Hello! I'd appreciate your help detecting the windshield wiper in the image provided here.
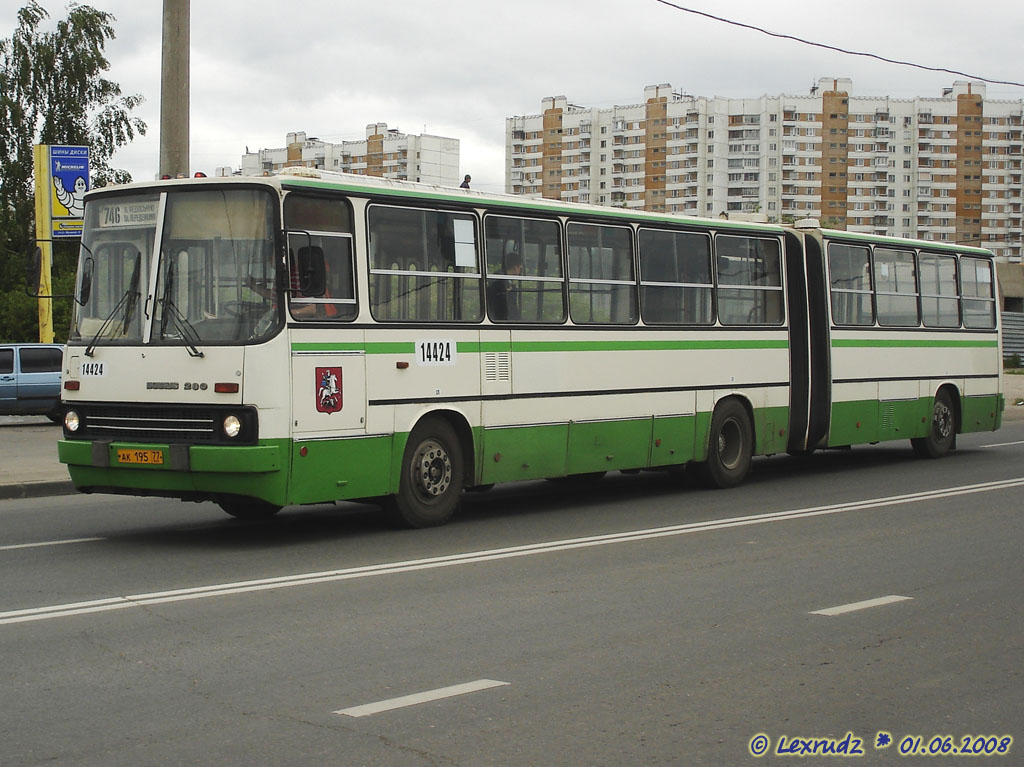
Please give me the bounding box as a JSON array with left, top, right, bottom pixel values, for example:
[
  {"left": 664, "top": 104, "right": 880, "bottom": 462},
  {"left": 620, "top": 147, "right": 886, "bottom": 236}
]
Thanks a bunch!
[
  {"left": 85, "top": 252, "right": 141, "bottom": 358},
  {"left": 158, "top": 297, "right": 204, "bottom": 358}
]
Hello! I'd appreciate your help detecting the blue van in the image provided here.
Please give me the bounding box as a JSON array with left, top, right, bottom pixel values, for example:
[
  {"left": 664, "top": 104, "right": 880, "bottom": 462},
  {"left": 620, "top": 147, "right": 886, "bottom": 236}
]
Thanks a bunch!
[{"left": 0, "top": 344, "right": 64, "bottom": 422}]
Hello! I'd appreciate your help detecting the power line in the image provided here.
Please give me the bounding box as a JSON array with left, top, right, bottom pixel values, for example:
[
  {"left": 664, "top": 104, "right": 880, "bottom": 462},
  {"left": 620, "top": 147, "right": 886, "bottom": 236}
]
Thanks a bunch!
[{"left": 652, "top": 1, "right": 1024, "bottom": 89}]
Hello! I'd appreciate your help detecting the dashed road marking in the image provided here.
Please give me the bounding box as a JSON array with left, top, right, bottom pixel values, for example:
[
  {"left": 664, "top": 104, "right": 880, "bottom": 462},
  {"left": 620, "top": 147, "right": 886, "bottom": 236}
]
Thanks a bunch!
[
  {"left": 811, "top": 595, "right": 913, "bottom": 616},
  {"left": 0, "top": 537, "right": 104, "bottom": 551},
  {"left": 335, "top": 680, "right": 510, "bottom": 717},
  {"left": 2, "top": 477, "right": 1022, "bottom": 626}
]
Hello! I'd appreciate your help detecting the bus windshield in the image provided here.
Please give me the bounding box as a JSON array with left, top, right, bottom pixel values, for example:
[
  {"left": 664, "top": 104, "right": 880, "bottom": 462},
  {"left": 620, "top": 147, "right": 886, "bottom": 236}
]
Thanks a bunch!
[{"left": 72, "top": 188, "right": 281, "bottom": 347}]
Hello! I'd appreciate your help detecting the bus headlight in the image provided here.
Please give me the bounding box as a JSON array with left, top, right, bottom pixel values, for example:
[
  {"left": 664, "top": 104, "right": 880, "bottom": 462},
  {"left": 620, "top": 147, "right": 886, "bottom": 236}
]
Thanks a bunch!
[
  {"left": 64, "top": 410, "right": 81, "bottom": 432},
  {"left": 223, "top": 414, "right": 242, "bottom": 439}
]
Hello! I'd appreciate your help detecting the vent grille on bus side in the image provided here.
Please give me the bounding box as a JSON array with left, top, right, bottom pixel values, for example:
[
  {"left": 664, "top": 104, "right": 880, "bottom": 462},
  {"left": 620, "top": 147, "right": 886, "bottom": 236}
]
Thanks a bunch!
[
  {"left": 880, "top": 403, "right": 896, "bottom": 432},
  {"left": 484, "top": 352, "right": 511, "bottom": 382}
]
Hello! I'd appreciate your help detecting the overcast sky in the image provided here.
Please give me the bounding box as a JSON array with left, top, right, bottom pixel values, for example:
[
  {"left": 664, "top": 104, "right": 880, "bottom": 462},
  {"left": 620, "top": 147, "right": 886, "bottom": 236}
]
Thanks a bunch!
[{"left": 3, "top": 0, "right": 1023, "bottom": 192}]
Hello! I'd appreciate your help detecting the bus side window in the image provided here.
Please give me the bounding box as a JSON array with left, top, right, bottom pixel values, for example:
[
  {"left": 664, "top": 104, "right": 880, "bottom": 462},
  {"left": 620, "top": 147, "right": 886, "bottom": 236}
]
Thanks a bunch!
[
  {"left": 368, "top": 205, "right": 483, "bottom": 323},
  {"left": 828, "top": 243, "right": 874, "bottom": 326},
  {"left": 567, "top": 222, "right": 636, "bottom": 325},
  {"left": 638, "top": 228, "right": 713, "bottom": 325},
  {"left": 483, "top": 214, "right": 565, "bottom": 323},
  {"left": 288, "top": 237, "right": 357, "bottom": 321},
  {"left": 283, "top": 194, "right": 357, "bottom": 321},
  {"left": 960, "top": 255, "right": 996, "bottom": 329},
  {"left": 919, "top": 252, "right": 959, "bottom": 328},
  {"left": 715, "top": 235, "right": 783, "bottom": 325},
  {"left": 874, "top": 247, "right": 919, "bottom": 327}
]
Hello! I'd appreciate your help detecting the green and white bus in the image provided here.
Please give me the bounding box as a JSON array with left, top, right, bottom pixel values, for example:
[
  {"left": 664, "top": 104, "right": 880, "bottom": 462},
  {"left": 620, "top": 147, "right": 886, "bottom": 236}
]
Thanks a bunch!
[{"left": 57, "top": 169, "right": 1004, "bottom": 526}]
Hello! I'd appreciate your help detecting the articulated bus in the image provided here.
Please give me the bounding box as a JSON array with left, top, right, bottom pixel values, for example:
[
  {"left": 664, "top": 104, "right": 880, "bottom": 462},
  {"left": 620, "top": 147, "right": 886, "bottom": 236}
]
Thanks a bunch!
[{"left": 56, "top": 169, "right": 1004, "bottom": 526}]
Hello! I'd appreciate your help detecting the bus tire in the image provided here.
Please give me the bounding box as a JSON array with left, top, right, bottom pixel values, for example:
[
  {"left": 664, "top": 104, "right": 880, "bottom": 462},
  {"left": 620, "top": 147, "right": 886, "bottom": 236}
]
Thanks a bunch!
[
  {"left": 218, "top": 498, "right": 282, "bottom": 520},
  {"left": 387, "top": 417, "right": 464, "bottom": 528},
  {"left": 911, "top": 389, "right": 956, "bottom": 459},
  {"left": 695, "top": 399, "right": 753, "bottom": 489}
]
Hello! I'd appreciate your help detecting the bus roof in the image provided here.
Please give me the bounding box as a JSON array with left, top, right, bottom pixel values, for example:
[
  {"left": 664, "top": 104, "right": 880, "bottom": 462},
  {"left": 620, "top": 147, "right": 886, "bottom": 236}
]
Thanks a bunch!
[
  {"left": 814, "top": 226, "right": 992, "bottom": 257},
  {"left": 274, "top": 168, "right": 789, "bottom": 233},
  {"left": 82, "top": 169, "right": 994, "bottom": 257},
  {"left": 85, "top": 168, "right": 785, "bottom": 234}
]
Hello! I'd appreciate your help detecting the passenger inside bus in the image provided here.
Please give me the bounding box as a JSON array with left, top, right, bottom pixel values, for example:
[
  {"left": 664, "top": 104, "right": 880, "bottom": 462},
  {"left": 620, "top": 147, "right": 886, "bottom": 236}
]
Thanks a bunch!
[
  {"left": 288, "top": 246, "right": 338, "bottom": 319},
  {"left": 247, "top": 244, "right": 351, "bottom": 321},
  {"left": 487, "top": 250, "right": 523, "bottom": 321}
]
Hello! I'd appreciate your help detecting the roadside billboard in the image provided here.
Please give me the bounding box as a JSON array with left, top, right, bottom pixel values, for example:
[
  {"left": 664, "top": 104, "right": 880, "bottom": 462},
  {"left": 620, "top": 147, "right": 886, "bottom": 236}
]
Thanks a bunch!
[{"left": 47, "top": 145, "right": 90, "bottom": 238}]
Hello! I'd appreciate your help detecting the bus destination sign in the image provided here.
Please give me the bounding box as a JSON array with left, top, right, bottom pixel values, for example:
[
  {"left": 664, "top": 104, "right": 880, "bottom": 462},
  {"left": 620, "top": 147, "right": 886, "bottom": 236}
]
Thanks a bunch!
[{"left": 97, "top": 200, "right": 159, "bottom": 228}]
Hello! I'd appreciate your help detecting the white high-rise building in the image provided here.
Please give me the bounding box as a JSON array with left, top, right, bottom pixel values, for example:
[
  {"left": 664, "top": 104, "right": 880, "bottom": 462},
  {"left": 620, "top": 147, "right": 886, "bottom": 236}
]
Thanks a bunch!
[
  {"left": 241, "top": 124, "right": 460, "bottom": 187},
  {"left": 506, "top": 80, "right": 1023, "bottom": 261}
]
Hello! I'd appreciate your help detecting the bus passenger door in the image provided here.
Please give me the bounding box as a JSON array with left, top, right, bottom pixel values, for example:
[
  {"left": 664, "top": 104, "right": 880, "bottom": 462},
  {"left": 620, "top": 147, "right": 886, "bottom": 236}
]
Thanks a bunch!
[{"left": 784, "top": 231, "right": 831, "bottom": 452}]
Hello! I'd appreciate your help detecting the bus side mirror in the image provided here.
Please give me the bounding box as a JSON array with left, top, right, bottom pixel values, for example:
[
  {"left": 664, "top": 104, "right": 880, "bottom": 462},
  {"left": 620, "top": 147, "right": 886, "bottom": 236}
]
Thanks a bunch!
[
  {"left": 296, "top": 246, "right": 326, "bottom": 297},
  {"left": 78, "top": 258, "right": 94, "bottom": 306}
]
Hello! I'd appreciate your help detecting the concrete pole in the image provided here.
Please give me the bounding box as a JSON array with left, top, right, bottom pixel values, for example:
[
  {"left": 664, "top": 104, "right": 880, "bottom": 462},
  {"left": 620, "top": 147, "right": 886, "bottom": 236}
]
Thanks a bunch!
[
  {"left": 159, "top": 0, "right": 189, "bottom": 179},
  {"left": 33, "top": 145, "right": 53, "bottom": 343}
]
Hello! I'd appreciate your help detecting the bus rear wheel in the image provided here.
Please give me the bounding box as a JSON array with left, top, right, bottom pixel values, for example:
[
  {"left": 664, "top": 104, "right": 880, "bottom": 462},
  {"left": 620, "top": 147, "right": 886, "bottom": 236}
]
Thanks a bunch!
[
  {"left": 218, "top": 498, "right": 282, "bottom": 520},
  {"left": 911, "top": 390, "right": 956, "bottom": 459},
  {"left": 694, "top": 399, "right": 753, "bottom": 489},
  {"left": 387, "top": 417, "right": 464, "bottom": 528}
]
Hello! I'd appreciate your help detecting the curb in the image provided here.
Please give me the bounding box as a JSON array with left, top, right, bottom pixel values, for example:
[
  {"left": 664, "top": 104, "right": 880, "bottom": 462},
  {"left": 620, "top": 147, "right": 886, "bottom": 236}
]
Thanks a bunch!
[{"left": 0, "top": 480, "right": 78, "bottom": 501}]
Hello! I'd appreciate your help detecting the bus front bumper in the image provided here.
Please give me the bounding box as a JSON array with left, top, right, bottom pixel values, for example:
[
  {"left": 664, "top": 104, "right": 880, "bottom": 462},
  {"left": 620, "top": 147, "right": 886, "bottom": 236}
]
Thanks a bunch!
[
  {"left": 57, "top": 439, "right": 288, "bottom": 505},
  {"left": 58, "top": 439, "right": 282, "bottom": 474}
]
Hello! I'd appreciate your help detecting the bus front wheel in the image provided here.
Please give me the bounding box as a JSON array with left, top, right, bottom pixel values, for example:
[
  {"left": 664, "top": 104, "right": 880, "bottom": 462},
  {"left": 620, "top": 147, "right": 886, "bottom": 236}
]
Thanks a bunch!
[
  {"left": 694, "top": 399, "right": 753, "bottom": 489},
  {"left": 911, "top": 390, "right": 956, "bottom": 459},
  {"left": 387, "top": 417, "right": 465, "bottom": 528}
]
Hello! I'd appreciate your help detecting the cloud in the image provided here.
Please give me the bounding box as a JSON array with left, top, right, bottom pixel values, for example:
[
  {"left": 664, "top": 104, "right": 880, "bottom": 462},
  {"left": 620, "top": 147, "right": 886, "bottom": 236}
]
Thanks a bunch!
[{"left": 8, "top": 0, "right": 1017, "bottom": 189}]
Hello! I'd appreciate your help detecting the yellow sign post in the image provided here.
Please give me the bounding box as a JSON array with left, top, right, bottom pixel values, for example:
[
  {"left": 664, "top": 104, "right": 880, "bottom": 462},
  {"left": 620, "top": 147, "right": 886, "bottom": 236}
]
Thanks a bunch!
[
  {"left": 32, "top": 144, "right": 89, "bottom": 343},
  {"left": 32, "top": 145, "right": 54, "bottom": 343}
]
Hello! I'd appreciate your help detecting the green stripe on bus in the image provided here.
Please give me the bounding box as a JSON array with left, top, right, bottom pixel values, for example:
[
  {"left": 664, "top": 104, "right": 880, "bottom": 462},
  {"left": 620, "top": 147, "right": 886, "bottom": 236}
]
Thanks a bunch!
[
  {"left": 456, "top": 341, "right": 515, "bottom": 354},
  {"left": 294, "top": 339, "right": 789, "bottom": 354},
  {"left": 508, "top": 339, "right": 788, "bottom": 352},
  {"left": 831, "top": 339, "right": 998, "bottom": 348},
  {"left": 292, "top": 342, "right": 366, "bottom": 352},
  {"left": 291, "top": 341, "right": 415, "bottom": 354}
]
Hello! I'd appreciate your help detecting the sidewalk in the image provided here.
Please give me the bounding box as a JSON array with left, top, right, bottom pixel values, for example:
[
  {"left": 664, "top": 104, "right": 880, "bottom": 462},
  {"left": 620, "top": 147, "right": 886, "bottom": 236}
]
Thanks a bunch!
[
  {"left": 0, "top": 417, "right": 76, "bottom": 500},
  {"left": 1, "top": 380, "right": 1022, "bottom": 501}
]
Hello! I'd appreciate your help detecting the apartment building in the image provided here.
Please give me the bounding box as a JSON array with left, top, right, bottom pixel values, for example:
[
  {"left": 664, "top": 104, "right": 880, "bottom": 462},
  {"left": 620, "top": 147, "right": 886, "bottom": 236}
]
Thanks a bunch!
[
  {"left": 506, "top": 80, "right": 1023, "bottom": 261},
  {"left": 240, "top": 124, "right": 460, "bottom": 186}
]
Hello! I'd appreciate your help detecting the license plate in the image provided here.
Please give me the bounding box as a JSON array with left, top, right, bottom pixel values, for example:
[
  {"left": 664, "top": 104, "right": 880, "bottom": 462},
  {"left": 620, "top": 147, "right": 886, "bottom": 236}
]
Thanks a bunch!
[{"left": 116, "top": 449, "right": 164, "bottom": 465}]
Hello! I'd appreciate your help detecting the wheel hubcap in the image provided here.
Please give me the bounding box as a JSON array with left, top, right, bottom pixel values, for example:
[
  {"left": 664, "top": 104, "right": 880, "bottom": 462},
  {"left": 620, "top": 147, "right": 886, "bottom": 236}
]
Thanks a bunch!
[
  {"left": 934, "top": 402, "right": 953, "bottom": 439},
  {"left": 413, "top": 439, "right": 452, "bottom": 500},
  {"left": 718, "top": 417, "right": 743, "bottom": 470}
]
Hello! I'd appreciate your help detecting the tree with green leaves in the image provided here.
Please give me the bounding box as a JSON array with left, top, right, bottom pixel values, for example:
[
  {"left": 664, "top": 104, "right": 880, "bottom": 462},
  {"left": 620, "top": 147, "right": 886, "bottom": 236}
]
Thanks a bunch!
[{"left": 0, "top": 1, "right": 146, "bottom": 342}]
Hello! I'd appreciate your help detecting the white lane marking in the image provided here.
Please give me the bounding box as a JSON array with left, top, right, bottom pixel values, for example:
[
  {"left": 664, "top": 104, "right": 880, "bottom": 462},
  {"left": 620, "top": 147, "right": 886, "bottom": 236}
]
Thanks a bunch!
[
  {"left": 811, "top": 595, "right": 914, "bottom": 616},
  {"left": 0, "top": 537, "right": 104, "bottom": 551},
  {"left": 335, "top": 680, "right": 510, "bottom": 718},
  {"left": 2, "top": 476, "right": 1023, "bottom": 626},
  {"left": 979, "top": 440, "right": 1024, "bottom": 448}
]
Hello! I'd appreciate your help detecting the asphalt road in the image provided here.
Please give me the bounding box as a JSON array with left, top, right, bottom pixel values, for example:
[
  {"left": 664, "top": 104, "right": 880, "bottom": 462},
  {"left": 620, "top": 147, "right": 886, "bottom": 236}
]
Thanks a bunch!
[{"left": 1, "top": 423, "right": 1022, "bottom": 766}]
